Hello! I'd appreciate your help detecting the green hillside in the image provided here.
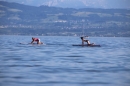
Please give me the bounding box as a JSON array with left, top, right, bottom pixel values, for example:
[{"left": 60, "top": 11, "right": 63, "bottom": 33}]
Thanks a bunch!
[{"left": 0, "top": 1, "right": 130, "bottom": 36}]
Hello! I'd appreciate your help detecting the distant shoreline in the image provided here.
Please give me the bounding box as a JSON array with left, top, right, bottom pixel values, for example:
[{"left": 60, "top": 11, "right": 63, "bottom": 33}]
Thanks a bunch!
[{"left": 0, "top": 34, "right": 129, "bottom": 37}]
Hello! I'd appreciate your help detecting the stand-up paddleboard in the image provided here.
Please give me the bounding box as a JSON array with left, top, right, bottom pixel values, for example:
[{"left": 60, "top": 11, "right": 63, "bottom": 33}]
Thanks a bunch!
[
  {"left": 72, "top": 44, "right": 101, "bottom": 47},
  {"left": 19, "top": 42, "right": 30, "bottom": 45},
  {"left": 19, "top": 42, "right": 45, "bottom": 45}
]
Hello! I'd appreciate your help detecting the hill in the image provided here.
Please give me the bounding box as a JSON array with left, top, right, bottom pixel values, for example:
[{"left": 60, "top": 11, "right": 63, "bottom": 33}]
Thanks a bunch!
[{"left": 0, "top": 1, "right": 130, "bottom": 36}]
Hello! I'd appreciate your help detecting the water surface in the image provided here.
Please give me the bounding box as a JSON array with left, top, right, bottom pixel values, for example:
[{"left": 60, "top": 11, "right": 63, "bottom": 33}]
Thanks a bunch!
[{"left": 0, "top": 36, "right": 130, "bottom": 86}]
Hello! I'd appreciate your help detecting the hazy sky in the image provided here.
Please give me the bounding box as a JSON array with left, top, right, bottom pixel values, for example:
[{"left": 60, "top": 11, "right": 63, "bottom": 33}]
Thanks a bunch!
[{"left": 0, "top": 0, "right": 130, "bottom": 9}]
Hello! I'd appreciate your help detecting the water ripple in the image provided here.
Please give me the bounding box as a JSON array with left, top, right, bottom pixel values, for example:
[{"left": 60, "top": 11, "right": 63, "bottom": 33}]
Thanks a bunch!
[{"left": 0, "top": 36, "right": 130, "bottom": 86}]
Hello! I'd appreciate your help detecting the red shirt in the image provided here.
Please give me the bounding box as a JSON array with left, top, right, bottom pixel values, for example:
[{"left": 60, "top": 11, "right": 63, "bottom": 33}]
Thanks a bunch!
[{"left": 33, "top": 38, "right": 39, "bottom": 41}]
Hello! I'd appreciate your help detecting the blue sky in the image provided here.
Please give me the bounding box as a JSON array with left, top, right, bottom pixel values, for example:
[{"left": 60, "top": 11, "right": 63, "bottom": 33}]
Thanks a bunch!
[{"left": 0, "top": 0, "right": 130, "bottom": 9}]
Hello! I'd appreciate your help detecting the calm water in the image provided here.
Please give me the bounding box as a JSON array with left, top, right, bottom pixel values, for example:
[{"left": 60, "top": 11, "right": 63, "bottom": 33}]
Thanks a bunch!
[{"left": 0, "top": 35, "right": 130, "bottom": 86}]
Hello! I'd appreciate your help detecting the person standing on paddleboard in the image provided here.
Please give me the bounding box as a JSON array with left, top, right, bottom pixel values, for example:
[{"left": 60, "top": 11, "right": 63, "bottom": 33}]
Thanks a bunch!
[
  {"left": 31, "top": 37, "right": 43, "bottom": 44},
  {"left": 80, "top": 36, "right": 94, "bottom": 45}
]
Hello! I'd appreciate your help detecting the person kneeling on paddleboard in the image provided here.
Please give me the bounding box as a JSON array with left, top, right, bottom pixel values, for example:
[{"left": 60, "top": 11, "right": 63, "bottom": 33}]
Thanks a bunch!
[
  {"left": 80, "top": 37, "right": 94, "bottom": 45},
  {"left": 31, "top": 37, "right": 43, "bottom": 44}
]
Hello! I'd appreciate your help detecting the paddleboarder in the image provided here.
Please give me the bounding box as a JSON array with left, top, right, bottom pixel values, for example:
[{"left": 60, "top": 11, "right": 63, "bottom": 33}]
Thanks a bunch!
[
  {"left": 80, "top": 37, "right": 94, "bottom": 45},
  {"left": 31, "top": 37, "right": 43, "bottom": 44}
]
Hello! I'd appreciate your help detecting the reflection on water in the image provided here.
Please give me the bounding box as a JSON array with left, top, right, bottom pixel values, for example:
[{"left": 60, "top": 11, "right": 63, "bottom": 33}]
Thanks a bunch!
[{"left": 0, "top": 36, "right": 130, "bottom": 86}]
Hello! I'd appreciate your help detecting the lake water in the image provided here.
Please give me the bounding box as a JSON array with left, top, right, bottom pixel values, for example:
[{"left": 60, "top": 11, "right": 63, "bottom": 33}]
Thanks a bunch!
[{"left": 0, "top": 35, "right": 130, "bottom": 86}]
